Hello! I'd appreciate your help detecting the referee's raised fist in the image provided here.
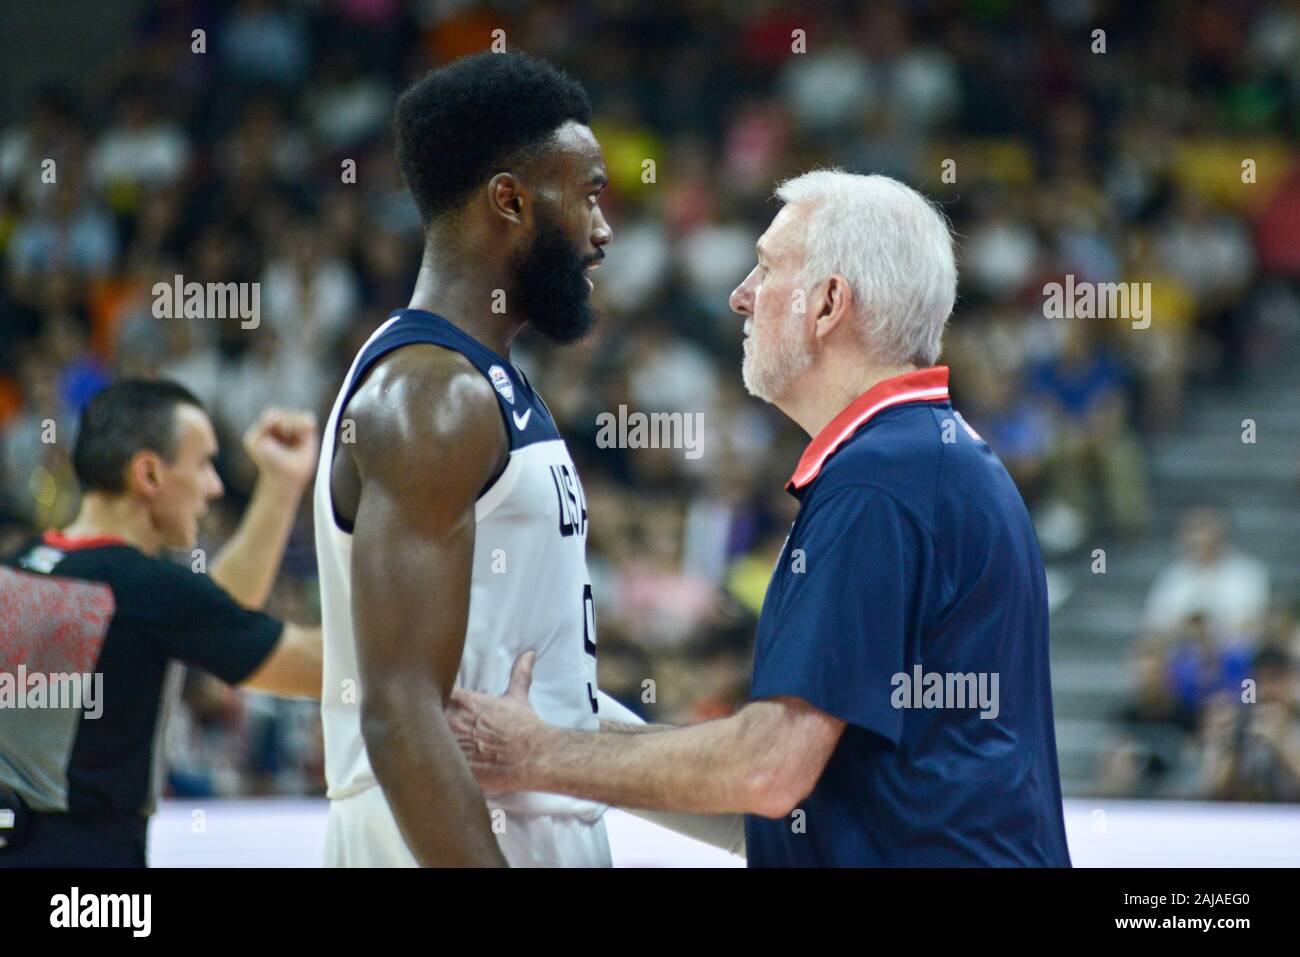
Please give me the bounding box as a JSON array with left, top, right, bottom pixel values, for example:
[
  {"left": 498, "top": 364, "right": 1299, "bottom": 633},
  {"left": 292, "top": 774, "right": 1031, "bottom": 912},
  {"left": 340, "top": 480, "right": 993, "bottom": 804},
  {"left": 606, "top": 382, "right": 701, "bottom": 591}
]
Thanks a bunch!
[{"left": 243, "top": 407, "right": 320, "bottom": 488}]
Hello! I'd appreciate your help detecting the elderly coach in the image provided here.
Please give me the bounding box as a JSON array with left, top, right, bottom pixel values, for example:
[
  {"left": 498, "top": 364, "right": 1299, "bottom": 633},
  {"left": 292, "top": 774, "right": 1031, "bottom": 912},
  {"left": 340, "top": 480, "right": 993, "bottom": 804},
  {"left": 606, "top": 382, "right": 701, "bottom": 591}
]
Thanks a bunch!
[{"left": 449, "top": 170, "right": 1072, "bottom": 867}]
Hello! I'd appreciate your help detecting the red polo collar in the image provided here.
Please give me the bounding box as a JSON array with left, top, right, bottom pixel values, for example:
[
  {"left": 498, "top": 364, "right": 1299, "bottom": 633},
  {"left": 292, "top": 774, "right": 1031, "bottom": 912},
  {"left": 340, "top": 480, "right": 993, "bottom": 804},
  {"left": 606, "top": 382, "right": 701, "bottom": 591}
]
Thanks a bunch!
[
  {"left": 786, "top": 366, "right": 951, "bottom": 491},
  {"left": 43, "top": 529, "right": 127, "bottom": 551}
]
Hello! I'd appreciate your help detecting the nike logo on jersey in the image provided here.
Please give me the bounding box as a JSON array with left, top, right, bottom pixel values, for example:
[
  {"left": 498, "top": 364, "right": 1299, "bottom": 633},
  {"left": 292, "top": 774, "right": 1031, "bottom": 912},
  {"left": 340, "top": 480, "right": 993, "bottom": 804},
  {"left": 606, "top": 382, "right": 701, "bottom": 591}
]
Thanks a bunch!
[{"left": 513, "top": 409, "right": 532, "bottom": 430}]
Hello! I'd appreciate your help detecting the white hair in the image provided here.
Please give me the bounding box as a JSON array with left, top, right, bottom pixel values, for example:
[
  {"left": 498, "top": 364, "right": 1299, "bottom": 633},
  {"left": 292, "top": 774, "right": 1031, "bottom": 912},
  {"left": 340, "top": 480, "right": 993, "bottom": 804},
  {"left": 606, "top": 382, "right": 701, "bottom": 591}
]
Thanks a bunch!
[{"left": 774, "top": 169, "right": 957, "bottom": 367}]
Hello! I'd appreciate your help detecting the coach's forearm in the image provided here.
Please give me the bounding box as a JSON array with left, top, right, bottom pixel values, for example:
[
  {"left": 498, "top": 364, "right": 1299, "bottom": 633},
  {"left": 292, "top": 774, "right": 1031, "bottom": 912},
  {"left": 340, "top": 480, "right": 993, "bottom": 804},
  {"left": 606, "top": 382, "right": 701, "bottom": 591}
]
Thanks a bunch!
[
  {"left": 211, "top": 476, "right": 304, "bottom": 609},
  {"left": 599, "top": 720, "right": 674, "bottom": 734},
  {"left": 527, "top": 714, "right": 770, "bottom": 815},
  {"left": 595, "top": 690, "right": 672, "bottom": 734}
]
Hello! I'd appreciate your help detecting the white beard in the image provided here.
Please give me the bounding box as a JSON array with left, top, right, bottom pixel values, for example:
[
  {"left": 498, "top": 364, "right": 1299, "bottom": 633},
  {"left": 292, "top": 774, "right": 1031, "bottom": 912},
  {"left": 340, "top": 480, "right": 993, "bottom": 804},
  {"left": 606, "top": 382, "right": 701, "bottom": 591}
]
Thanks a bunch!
[{"left": 741, "top": 314, "right": 815, "bottom": 403}]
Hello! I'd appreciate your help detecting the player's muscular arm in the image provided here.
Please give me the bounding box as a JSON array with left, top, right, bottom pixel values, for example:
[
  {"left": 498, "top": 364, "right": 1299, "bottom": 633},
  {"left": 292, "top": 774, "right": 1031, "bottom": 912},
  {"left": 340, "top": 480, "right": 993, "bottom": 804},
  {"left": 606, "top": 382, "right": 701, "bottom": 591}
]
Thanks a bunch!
[{"left": 345, "top": 347, "right": 509, "bottom": 867}]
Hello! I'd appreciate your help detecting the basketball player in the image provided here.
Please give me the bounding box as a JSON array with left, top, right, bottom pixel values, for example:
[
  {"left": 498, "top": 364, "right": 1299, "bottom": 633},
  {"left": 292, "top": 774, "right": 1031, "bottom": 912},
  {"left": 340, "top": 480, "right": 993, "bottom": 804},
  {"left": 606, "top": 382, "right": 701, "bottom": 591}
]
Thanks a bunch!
[{"left": 316, "top": 51, "right": 619, "bottom": 867}]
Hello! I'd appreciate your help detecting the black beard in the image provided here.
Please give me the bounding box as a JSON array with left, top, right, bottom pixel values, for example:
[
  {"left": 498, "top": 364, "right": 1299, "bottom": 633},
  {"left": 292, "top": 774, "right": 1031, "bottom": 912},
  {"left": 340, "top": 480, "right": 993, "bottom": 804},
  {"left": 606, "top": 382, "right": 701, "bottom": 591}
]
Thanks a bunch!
[{"left": 511, "top": 212, "right": 599, "bottom": 345}]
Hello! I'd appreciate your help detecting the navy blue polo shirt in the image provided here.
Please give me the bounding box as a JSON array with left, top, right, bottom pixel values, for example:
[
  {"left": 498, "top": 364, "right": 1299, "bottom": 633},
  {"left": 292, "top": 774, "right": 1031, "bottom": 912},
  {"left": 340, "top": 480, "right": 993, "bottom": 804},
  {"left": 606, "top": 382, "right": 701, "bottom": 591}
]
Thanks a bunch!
[{"left": 746, "top": 367, "right": 1071, "bottom": 867}]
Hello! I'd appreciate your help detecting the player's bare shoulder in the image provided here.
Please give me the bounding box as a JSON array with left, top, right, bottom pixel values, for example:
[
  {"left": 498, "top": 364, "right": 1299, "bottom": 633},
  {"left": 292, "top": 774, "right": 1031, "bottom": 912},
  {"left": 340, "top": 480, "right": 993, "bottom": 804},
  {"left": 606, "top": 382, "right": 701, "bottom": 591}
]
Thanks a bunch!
[{"left": 331, "top": 345, "right": 508, "bottom": 527}]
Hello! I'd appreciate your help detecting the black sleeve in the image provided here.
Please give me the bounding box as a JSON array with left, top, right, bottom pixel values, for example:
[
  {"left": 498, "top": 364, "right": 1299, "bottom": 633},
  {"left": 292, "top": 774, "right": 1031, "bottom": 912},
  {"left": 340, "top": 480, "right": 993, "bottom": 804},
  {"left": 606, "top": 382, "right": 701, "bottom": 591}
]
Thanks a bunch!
[{"left": 124, "top": 558, "right": 285, "bottom": 685}]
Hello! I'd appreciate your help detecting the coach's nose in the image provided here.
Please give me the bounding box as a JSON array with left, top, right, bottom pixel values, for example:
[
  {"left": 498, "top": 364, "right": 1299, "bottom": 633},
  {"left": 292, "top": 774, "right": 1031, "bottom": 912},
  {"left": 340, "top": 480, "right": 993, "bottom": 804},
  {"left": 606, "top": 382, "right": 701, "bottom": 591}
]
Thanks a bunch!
[{"left": 729, "top": 267, "right": 757, "bottom": 317}]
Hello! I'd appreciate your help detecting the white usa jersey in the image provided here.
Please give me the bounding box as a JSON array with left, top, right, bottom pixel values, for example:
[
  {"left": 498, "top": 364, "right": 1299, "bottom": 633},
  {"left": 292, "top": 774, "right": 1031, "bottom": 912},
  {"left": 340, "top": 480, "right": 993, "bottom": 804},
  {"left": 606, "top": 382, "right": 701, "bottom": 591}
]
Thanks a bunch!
[{"left": 314, "top": 308, "right": 609, "bottom": 867}]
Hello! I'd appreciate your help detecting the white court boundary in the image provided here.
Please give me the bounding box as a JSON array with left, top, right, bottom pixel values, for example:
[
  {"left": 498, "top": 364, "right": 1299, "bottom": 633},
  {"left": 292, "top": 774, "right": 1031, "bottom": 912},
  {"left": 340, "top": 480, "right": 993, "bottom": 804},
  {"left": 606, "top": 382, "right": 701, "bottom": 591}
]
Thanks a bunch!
[{"left": 147, "top": 798, "right": 1300, "bottom": 867}]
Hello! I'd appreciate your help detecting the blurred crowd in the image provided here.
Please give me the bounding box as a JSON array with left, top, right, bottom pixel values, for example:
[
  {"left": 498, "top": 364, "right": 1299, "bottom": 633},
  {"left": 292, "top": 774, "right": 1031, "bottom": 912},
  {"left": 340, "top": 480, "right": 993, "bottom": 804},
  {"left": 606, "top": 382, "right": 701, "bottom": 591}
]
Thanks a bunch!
[
  {"left": 1100, "top": 504, "right": 1300, "bottom": 801},
  {"left": 2, "top": 0, "right": 1299, "bottom": 801}
]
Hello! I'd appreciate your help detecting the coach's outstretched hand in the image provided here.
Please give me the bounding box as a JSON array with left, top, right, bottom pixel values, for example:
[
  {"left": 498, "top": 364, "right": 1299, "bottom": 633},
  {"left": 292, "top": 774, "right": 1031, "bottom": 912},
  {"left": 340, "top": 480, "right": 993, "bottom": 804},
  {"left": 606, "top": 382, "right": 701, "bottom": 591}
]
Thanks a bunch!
[{"left": 448, "top": 651, "right": 549, "bottom": 794}]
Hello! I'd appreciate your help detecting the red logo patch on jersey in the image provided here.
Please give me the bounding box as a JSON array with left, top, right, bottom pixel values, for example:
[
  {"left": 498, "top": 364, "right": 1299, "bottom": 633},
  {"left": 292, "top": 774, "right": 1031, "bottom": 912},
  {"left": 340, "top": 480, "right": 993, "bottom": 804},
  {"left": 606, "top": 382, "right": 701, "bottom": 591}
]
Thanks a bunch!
[{"left": 0, "top": 567, "right": 115, "bottom": 674}]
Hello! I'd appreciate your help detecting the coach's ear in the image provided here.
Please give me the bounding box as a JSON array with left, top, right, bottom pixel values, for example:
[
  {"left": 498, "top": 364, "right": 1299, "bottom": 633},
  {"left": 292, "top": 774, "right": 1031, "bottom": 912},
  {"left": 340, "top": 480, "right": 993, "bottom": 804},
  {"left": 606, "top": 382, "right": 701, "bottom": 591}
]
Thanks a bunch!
[
  {"left": 487, "top": 172, "right": 525, "bottom": 225},
  {"left": 812, "top": 274, "right": 854, "bottom": 342}
]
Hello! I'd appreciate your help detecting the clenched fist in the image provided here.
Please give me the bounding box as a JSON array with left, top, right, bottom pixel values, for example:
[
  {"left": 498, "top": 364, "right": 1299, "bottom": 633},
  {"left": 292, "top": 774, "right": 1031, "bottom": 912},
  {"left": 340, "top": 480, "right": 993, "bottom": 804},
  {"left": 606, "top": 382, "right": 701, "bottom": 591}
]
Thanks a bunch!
[{"left": 242, "top": 407, "right": 320, "bottom": 490}]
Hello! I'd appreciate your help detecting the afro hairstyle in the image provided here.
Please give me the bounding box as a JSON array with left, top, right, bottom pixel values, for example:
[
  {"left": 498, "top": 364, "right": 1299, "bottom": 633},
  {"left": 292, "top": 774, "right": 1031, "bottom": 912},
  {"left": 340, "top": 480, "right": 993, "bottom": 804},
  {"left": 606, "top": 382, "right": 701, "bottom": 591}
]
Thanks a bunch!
[{"left": 393, "top": 51, "right": 592, "bottom": 223}]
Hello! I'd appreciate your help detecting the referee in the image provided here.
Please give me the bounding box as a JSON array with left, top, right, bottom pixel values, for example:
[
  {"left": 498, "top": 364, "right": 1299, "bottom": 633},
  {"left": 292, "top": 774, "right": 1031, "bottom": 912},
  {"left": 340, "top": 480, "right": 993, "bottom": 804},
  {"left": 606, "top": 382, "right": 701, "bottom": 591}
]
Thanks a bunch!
[
  {"left": 447, "top": 171, "right": 1072, "bottom": 866},
  {"left": 0, "top": 379, "right": 323, "bottom": 867}
]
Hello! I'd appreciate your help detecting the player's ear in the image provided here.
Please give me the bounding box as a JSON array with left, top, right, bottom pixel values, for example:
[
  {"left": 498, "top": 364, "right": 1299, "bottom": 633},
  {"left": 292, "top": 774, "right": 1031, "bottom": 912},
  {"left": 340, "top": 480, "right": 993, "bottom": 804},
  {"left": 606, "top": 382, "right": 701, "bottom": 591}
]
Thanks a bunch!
[{"left": 487, "top": 172, "right": 525, "bottom": 225}]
